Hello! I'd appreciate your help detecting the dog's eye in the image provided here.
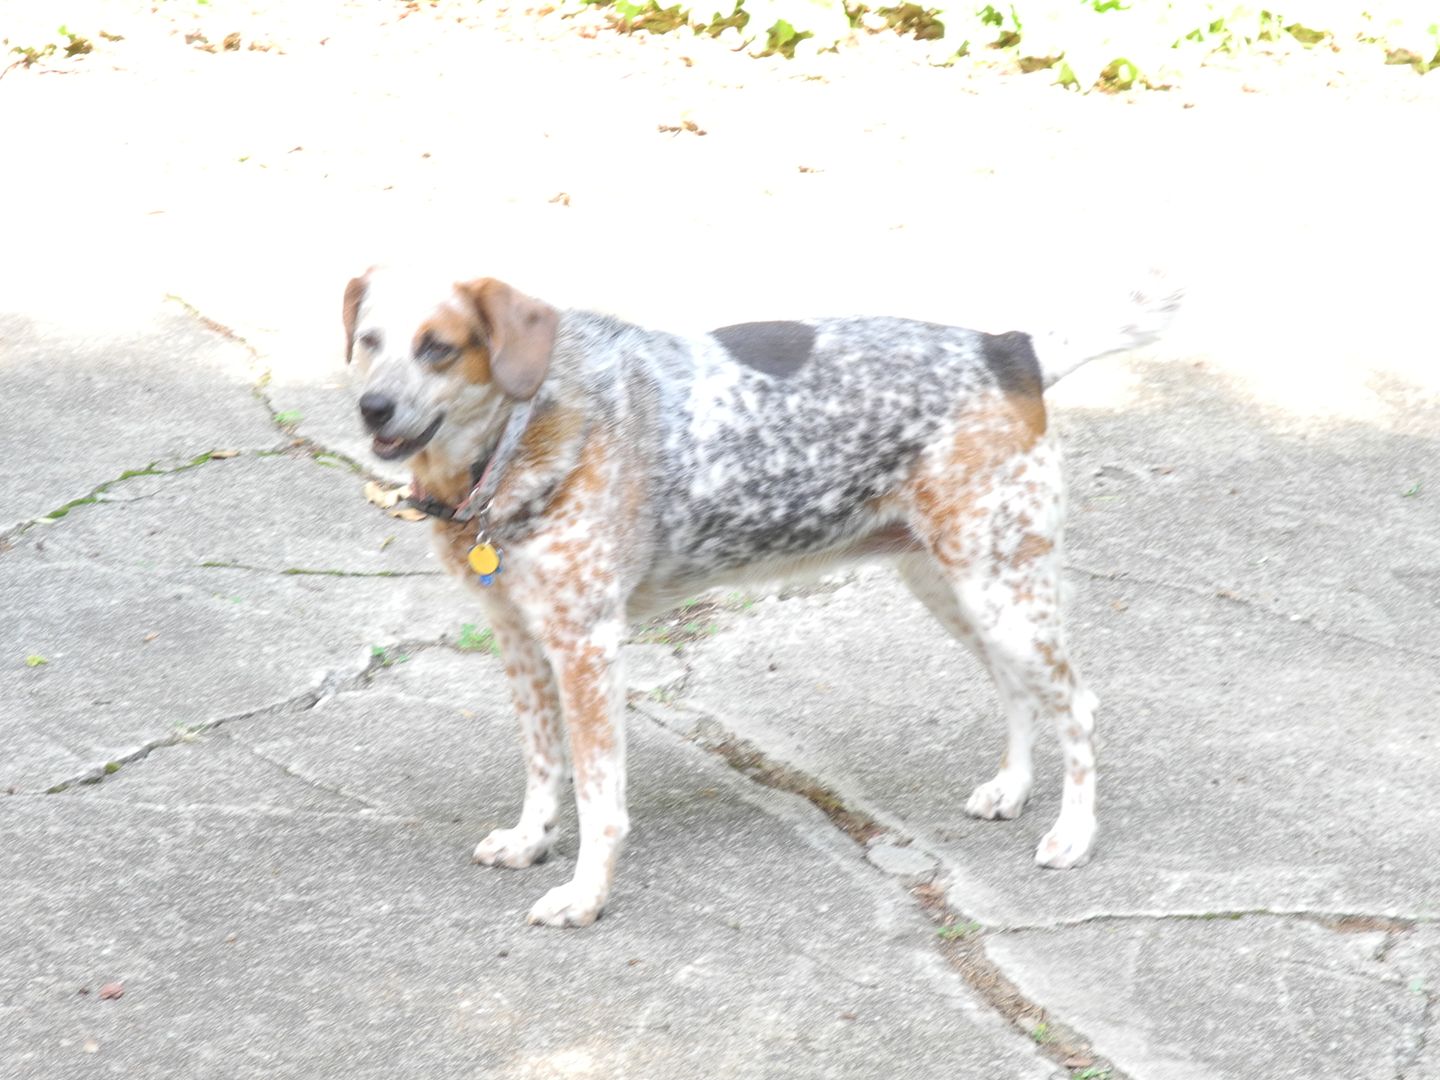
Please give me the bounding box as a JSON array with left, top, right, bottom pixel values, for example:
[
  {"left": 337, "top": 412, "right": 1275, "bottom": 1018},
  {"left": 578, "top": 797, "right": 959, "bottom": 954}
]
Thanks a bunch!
[
  {"left": 417, "top": 334, "right": 457, "bottom": 364},
  {"left": 358, "top": 330, "right": 383, "bottom": 352}
]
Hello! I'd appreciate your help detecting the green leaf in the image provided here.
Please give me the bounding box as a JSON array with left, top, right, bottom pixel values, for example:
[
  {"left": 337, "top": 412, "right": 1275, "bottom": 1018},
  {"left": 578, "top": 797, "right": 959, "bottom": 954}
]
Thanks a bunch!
[{"left": 24, "top": 654, "right": 48, "bottom": 667}]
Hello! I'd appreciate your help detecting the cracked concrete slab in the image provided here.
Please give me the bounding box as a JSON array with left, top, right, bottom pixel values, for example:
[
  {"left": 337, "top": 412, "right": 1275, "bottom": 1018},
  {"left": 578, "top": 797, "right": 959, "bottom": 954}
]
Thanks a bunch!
[
  {"left": 0, "top": 660, "right": 1061, "bottom": 1080},
  {"left": 665, "top": 361, "right": 1440, "bottom": 928},
  {"left": 1, "top": 455, "right": 478, "bottom": 793},
  {"left": 985, "top": 916, "right": 1433, "bottom": 1080},
  {"left": 1054, "top": 358, "right": 1440, "bottom": 657},
  {"left": 5, "top": 5, "right": 1439, "bottom": 1076},
  {"left": 24, "top": 452, "right": 443, "bottom": 577},
  {"left": 675, "top": 569, "right": 1440, "bottom": 923},
  {"left": 0, "top": 307, "right": 281, "bottom": 532}
]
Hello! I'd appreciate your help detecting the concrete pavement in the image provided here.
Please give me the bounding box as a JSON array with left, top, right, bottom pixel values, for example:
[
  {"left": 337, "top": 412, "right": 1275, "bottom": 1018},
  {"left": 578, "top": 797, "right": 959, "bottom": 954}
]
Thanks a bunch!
[{"left": 3, "top": 5, "right": 1438, "bottom": 1078}]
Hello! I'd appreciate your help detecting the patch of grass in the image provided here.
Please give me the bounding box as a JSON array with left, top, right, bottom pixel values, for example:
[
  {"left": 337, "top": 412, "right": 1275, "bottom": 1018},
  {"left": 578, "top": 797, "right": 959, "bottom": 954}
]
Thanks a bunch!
[
  {"left": 41, "top": 495, "right": 98, "bottom": 521},
  {"left": 24, "top": 654, "right": 48, "bottom": 667},
  {"left": 370, "top": 644, "right": 410, "bottom": 667},
  {"left": 457, "top": 624, "right": 500, "bottom": 654},
  {"left": 273, "top": 410, "right": 303, "bottom": 426},
  {"left": 103, "top": 761, "right": 122, "bottom": 775},
  {"left": 1401, "top": 481, "right": 1421, "bottom": 497},
  {"left": 1031, "top": 1020, "right": 1051, "bottom": 1044},
  {"left": 645, "top": 685, "right": 680, "bottom": 705},
  {"left": 937, "top": 920, "right": 981, "bottom": 940},
  {"left": 1074, "top": 1069, "right": 1112, "bottom": 1080}
]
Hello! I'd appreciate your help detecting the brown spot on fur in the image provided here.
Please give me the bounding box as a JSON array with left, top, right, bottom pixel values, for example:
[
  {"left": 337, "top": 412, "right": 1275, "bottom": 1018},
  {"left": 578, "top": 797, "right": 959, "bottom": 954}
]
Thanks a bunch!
[
  {"left": 415, "top": 303, "right": 492, "bottom": 385},
  {"left": 901, "top": 396, "right": 1042, "bottom": 564},
  {"left": 556, "top": 642, "right": 616, "bottom": 758},
  {"left": 1006, "top": 387, "right": 1046, "bottom": 438},
  {"left": 516, "top": 406, "right": 587, "bottom": 476},
  {"left": 1013, "top": 534, "right": 1054, "bottom": 566}
]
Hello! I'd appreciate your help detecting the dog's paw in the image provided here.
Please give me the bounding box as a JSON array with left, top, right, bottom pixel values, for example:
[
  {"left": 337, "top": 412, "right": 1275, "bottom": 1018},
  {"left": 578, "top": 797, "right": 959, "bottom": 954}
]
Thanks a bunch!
[
  {"left": 473, "top": 827, "right": 552, "bottom": 869},
  {"left": 1035, "top": 813, "right": 1096, "bottom": 869},
  {"left": 526, "top": 880, "right": 606, "bottom": 928},
  {"left": 965, "top": 773, "right": 1032, "bottom": 820}
]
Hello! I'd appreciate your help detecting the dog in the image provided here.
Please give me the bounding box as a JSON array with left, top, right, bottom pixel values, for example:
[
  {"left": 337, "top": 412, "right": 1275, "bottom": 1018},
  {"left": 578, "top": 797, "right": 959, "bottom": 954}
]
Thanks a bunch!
[{"left": 342, "top": 267, "right": 1180, "bottom": 927}]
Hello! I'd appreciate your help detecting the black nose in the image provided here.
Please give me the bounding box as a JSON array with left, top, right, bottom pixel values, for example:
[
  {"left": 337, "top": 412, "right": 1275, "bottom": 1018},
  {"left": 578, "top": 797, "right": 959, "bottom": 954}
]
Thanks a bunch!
[{"left": 359, "top": 392, "right": 395, "bottom": 431}]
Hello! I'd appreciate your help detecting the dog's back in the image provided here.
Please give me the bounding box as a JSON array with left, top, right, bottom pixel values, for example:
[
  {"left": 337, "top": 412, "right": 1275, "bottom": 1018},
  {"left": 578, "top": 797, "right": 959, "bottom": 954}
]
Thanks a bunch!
[{"left": 585, "top": 314, "right": 1047, "bottom": 583}]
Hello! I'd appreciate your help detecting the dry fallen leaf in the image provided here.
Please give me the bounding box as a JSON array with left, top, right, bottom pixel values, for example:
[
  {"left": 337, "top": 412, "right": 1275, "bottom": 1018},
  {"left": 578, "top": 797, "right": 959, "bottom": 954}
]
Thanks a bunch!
[
  {"left": 363, "top": 481, "right": 405, "bottom": 510},
  {"left": 209, "top": 449, "right": 240, "bottom": 459},
  {"left": 82, "top": 1037, "right": 100, "bottom": 1054},
  {"left": 99, "top": 982, "right": 124, "bottom": 1000},
  {"left": 389, "top": 507, "right": 427, "bottom": 522}
]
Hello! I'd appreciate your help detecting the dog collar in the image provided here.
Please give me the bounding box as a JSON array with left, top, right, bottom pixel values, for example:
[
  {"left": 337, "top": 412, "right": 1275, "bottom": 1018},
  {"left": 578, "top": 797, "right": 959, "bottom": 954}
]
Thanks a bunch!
[{"left": 404, "top": 400, "right": 535, "bottom": 526}]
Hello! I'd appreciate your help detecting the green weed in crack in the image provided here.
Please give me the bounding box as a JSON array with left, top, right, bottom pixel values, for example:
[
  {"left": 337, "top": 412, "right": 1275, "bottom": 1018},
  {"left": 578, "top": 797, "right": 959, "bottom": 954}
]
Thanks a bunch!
[
  {"left": 33, "top": 451, "right": 232, "bottom": 526},
  {"left": 457, "top": 624, "right": 501, "bottom": 655},
  {"left": 370, "top": 645, "right": 410, "bottom": 668}
]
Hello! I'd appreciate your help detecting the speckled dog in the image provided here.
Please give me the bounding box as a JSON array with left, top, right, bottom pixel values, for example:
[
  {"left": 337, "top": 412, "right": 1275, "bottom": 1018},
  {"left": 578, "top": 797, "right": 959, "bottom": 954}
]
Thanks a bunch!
[{"left": 342, "top": 268, "right": 1180, "bottom": 927}]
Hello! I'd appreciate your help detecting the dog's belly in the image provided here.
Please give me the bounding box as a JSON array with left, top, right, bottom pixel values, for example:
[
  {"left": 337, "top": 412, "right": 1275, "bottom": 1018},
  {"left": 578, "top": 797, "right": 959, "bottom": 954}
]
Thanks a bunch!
[{"left": 629, "top": 520, "right": 920, "bottom": 619}]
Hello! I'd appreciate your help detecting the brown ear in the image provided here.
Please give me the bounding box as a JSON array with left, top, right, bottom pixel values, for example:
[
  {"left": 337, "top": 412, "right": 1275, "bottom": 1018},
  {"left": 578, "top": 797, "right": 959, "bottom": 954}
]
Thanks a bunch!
[
  {"left": 459, "top": 278, "right": 558, "bottom": 400},
  {"left": 342, "top": 273, "right": 369, "bottom": 363}
]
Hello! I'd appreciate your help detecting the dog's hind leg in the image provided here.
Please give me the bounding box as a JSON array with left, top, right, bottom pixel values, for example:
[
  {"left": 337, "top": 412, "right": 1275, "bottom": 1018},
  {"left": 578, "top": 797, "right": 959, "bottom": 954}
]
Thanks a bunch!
[
  {"left": 897, "top": 553, "right": 1038, "bottom": 823},
  {"left": 903, "top": 430, "right": 1098, "bottom": 868},
  {"left": 472, "top": 595, "right": 567, "bottom": 870}
]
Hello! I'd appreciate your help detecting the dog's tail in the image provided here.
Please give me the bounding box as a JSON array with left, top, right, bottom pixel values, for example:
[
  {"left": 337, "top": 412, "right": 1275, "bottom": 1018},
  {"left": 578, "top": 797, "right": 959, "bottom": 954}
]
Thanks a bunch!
[{"left": 1031, "top": 267, "right": 1184, "bottom": 389}]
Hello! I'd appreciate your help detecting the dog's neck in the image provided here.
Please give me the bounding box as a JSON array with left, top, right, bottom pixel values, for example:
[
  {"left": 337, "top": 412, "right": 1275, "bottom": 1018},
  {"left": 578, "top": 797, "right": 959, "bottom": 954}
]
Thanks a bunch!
[
  {"left": 407, "top": 396, "right": 592, "bottom": 530},
  {"left": 409, "top": 446, "right": 481, "bottom": 509}
]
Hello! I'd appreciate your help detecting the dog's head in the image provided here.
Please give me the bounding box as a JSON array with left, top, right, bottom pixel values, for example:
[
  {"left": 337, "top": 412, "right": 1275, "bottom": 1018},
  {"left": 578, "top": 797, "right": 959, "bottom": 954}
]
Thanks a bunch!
[{"left": 342, "top": 268, "right": 559, "bottom": 464}]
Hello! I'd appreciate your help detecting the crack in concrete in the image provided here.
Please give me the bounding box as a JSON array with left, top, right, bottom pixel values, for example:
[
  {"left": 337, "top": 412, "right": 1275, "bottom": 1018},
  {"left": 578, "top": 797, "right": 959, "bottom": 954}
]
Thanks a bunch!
[
  {"left": 195, "top": 560, "right": 442, "bottom": 579},
  {"left": 629, "top": 696, "right": 1119, "bottom": 1078},
  {"left": 39, "top": 649, "right": 379, "bottom": 795},
  {"left": 15, "top": 791, "right": 419, "bottom": 825},
  {"left": 1070, "top": 562, "right": 1440, "bottom": 661},
  {"left": 996, "top": 910, "right": 1434, "bottom": 935},
  {"left": 40, "top": 692, "right": 322, "bottom": 795},
  {"left": 164, "top": 295, "right": 385, "bottom": 484},
  {"left": 633, "top": 687, "right": 1438, "bottom": 1076},
  {"left": 1, "top": 450, "right": 239, "bottom": 547},
  {"left": 1399, "top": 986, "right": 1436, "bottom": 1080},
  {"left": 227, "top": 735, "right": 387, "bottom": 812},
  {"left": 640, "top": 879, "right": 989, "bottom": 1009}
]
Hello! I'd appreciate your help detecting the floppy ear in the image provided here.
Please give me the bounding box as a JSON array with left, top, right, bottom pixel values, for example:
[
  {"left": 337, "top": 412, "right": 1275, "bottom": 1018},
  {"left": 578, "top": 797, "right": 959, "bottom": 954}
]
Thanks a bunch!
[
  {"left": 459, "top": 278, "right": 558, "bottom": 400},
  {"left": 342, "top": 273, "right": 369, "bottom": 363}
]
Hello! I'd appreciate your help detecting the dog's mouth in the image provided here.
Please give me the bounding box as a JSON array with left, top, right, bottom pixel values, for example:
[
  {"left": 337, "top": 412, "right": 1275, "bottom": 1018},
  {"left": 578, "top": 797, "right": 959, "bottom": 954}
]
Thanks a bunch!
[{"left": 372, "top": 414, "right": 444, "bottom": 461}]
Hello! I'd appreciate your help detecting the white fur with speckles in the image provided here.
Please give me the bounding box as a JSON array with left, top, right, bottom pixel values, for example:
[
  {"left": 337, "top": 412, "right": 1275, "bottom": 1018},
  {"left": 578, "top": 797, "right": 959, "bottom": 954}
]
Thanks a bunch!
[{"left": 347, "top": 269, "right": 1180, "bottom": 926}]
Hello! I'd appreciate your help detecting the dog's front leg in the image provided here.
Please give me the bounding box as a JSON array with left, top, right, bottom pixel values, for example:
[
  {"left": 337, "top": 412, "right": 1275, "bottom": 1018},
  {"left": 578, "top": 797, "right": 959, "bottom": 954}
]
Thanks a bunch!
[
  {"left": 527, "top": 617, "right": 628, "bottom": 928},
  {"left": 472, "top": 594, "right": 566, "bottom": 869}
]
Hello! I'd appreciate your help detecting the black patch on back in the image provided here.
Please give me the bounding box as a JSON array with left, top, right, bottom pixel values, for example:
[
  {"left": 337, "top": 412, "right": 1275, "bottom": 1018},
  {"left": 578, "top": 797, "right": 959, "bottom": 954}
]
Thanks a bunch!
[
  {"left": 982, "top": 330, "right": 1043, "bottom": 400},
  {"left": 712, "top": 321, "right": 815, "bottom": 379}
]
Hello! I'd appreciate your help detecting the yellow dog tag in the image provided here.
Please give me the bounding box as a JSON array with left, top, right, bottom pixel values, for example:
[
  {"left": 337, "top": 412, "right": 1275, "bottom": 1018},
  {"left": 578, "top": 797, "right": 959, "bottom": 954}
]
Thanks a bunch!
[{"left": 467, "top": 543, "right": 501, "bottom": 576}]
